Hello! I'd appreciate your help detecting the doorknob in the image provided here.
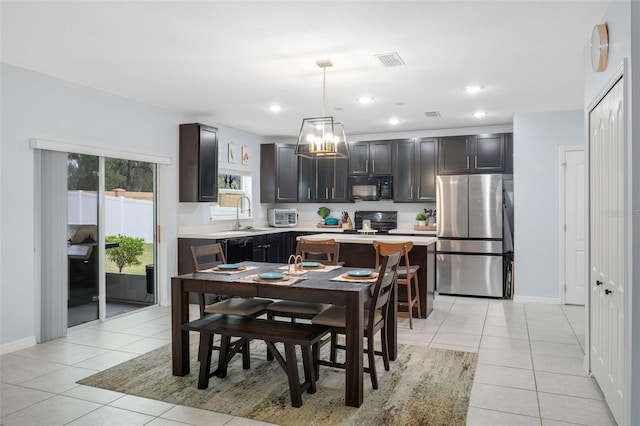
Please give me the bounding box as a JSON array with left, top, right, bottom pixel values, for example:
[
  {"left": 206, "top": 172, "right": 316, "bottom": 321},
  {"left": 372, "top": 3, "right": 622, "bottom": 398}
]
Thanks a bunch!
[
  {"left": 605, "top": 289, "right": 612, "bottom": 295},
  {"left": 596, "top": 280, "right": 603, "bottom": 286}
]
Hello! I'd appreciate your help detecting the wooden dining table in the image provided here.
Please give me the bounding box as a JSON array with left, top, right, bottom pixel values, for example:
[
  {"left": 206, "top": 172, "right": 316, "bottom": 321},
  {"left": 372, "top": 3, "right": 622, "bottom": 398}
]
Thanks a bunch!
[{"left": 171, "top": 261, "right": 398, "bottom": 408}]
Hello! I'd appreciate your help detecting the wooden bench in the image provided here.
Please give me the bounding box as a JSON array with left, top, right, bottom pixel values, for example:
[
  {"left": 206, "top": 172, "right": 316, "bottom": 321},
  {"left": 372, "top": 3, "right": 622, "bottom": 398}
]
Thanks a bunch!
[{"left": 183, "top": 314, "right": 330, "bottom": 408}]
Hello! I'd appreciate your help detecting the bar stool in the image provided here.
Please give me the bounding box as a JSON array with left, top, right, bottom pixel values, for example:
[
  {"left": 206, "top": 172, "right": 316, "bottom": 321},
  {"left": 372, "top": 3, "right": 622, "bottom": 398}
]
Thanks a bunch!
[{"left": 373, "top": 241, "right": 421, "bottom": 329}]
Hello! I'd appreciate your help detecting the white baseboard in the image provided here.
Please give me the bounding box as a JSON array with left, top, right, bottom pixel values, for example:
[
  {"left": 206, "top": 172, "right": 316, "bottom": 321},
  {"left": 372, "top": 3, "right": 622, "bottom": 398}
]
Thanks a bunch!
[
  {"left": 513, "top": 295, "right": 561, "bottom": 304},
  {"left": 0, "top": 336, "right": 37, "bottom": 355}
]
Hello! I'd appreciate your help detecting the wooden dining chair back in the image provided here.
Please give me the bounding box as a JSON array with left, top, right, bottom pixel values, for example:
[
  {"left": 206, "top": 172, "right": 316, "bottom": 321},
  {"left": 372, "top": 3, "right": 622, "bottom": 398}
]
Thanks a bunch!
[
  {"left": 265, "top": 239, "right": 339, "bottom": 326},
  {"left": 311, "top": 251, "right": 401, "bottom": 389},
  {"left": 190, "top": 243, "right": 227, "bottom": 272},
  {"left": 296, "top": 238, "right": 340, "bottom": 265},
  {"left": 373, "top": 240, "right": 422, "bottom": 329}
]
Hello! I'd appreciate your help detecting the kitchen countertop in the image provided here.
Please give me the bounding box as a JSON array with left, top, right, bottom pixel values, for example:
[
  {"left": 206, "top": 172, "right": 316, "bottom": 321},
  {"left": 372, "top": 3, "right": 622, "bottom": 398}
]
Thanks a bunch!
[
  {"left": 178, "top": 226, "right": 436, "bottom": 240},
  {"left": 300, "top": 232, "right": 438, "bottom": 246}
]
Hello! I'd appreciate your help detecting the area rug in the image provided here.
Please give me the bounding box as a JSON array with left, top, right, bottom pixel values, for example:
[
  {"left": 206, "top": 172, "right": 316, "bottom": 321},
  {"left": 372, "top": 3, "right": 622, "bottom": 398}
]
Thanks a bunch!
[{"left": 78, "top": 341, "right": 477, "bottom": 425}]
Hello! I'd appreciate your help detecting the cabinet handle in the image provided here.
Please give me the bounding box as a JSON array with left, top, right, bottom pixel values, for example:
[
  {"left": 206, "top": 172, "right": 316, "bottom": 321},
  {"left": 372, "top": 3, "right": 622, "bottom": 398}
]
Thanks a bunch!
[
  {"left": 475, "top": 156, "right": 478, "bottom": 168},
  {"left": 365, "top": 160, "right": 369, "bottom": 173},
  {"left": 417, "top": 186, "right": 420, "bottom": 198},
  {"left": 332, "top": 188, "right": 335, "bottom": 199},
  {"left": 410, "top": 186, "right": 413, "bottom": 198},
  {"left": 605, "top": 289, "right": 612, "bottom": 295},
  {"left": 277, "top": 188, "right": 280, "bottom": 199},
  {"left": 325, "top": 188, "right": 328, "bottom": 198},
  {"left": 372, "top": 160, "right": 375, "bottom": 173},
  {"left": 466, "top": 156, "right": 470, "bottom": 169},
  {"left": 307, "top": 188, "right": 311, "bottom": 199},
  {"left": 596, "top": 280, "right": 603, "bottom": 286}
]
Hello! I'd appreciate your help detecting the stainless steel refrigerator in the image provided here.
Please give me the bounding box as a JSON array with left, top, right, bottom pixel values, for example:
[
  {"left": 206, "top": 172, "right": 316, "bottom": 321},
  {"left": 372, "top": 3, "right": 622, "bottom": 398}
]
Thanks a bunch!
[{"left": 436, "top": 174, "right": 504, "bottom": 297}]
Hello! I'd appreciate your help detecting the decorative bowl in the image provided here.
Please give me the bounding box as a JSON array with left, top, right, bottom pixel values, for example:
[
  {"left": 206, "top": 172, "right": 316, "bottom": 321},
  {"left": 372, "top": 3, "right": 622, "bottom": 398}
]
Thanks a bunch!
[
  {"left": 347, "top": 270, "right": 372, "bottom": 277},
  {"left": 324, "top": 217, "right": 340, "bottom": 226},
  {"left": 258, "top": 272, "right": 285, "bottom": 280}
]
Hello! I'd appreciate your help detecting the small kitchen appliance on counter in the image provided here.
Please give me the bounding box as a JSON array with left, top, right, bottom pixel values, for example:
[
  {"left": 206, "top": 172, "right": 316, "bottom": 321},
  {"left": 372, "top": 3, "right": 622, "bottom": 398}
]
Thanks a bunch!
[{"left": 267, "top": 208, "right": 298, "bottom": 227}]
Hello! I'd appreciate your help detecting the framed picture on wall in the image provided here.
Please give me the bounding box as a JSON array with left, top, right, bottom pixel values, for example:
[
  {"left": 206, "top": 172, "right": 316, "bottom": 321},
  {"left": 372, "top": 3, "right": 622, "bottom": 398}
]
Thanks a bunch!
[
  {"left": 228, "top": 142, "right": 236, "bottom": 163},
  {"left": 242, "top": 145, "right": 249, "bottom": 165}
]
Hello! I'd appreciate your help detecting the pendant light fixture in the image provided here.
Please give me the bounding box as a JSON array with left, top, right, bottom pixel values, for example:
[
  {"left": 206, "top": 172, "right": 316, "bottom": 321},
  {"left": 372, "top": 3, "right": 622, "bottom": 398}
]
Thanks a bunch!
[{"left": 295, "top": 60, "right": 349, "bottom": 159}]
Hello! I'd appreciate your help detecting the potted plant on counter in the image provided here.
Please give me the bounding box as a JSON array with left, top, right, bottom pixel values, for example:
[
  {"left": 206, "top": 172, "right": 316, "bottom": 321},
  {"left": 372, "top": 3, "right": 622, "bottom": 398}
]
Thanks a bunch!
[{"left": 416, "top": 212, "right": 427, "bottom": 226}]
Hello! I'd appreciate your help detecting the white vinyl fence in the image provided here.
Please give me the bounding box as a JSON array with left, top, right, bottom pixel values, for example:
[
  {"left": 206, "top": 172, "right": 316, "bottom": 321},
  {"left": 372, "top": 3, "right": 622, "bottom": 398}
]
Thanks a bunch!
[{"left": 68, "top": 191, "right": 153, "bottom": 243}]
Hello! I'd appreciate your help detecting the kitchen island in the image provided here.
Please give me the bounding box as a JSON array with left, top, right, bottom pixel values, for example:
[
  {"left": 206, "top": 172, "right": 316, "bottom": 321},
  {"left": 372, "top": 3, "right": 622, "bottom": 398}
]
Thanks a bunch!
[{"left": 301, "top": 233, "right": 437, "bottom": 318}]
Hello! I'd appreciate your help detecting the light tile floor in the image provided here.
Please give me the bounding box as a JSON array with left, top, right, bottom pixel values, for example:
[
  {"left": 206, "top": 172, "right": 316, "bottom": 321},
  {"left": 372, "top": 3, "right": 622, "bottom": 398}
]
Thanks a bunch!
[{"left": 0, "top": 296, "right": 616, "bottom": 426}]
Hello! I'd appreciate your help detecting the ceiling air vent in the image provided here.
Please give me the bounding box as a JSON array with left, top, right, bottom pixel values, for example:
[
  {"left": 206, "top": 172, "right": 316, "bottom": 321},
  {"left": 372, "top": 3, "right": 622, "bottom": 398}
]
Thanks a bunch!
[
  {"left": 374, "top": 52, "right": 405, "bottom": 68},
  {"left": 424, "top": 111, "right": 442, "bottom": 118}
]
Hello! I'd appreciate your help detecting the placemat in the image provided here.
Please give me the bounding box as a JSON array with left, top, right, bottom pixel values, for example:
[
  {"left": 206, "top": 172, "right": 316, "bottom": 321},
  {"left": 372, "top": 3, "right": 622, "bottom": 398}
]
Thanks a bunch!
[
  {"left": 277, "top": 264, "right": 342, "bottom": 273},
  {"left": 330, "top": 272, "right": 379, "bottom": 283},
  {"left": 198, "top": 265, "right": 259, "bottom": 275},
  {"left": 233, "top": 274, "right": 306, "bottom": 285}
]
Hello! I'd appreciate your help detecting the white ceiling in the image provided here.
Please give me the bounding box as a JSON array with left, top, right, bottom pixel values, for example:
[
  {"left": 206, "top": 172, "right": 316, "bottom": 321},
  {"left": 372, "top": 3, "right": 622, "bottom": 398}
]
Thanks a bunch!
[{"left": 0, "top": 1, "right": 608, "bottom": 138}]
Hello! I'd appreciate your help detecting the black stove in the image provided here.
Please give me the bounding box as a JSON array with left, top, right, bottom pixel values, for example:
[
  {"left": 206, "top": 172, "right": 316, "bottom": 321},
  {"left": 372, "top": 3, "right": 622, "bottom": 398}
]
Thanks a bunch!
[{"left": 344, "top": 211, "right": 397, "bottom": 234}]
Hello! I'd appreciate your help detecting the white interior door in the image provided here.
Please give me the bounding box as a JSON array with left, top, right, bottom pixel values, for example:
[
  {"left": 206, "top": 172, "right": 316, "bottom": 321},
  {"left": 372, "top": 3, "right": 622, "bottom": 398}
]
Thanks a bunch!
[
  {"left": 589, "top": 75, "right": 626, "bottom": 425},
  {"left": 561, "top": 147, "right": 586, "bottom": 305}
]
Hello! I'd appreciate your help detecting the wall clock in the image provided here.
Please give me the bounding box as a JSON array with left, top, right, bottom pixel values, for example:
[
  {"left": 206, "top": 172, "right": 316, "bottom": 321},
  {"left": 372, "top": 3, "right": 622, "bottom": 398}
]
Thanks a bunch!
[{"left": 591, "top": 23, "right": 609, "bottom": 72}]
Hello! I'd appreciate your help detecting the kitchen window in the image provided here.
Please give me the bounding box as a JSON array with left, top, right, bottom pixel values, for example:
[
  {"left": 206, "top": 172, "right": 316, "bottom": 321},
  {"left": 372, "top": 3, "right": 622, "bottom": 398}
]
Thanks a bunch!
[{"left": 209, "top": 171, "right": 253, "bottom": 220}]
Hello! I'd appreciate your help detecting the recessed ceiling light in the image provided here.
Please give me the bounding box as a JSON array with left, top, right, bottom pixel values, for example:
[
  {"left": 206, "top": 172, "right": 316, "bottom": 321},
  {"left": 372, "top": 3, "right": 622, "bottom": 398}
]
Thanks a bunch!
[
  {"left": 358, "top": 96, "right": 373, "bottom": 105},
  {"left": 472, "top": 111, "right": 487, "bottom": 118},
  {"left": 388, "top": 118, "right": 400, "bottom": 125},
  {"left": 463, "top": 86, "right": 484, "bottom": 94},
  {"left": 269, "top": 104, "right": 281, "bottom": 113}
]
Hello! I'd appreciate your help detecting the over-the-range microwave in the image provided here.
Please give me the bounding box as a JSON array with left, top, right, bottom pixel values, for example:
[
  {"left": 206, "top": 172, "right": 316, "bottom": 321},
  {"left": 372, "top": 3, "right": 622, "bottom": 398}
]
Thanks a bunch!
[
  {"left": 350, "top": 175, "right": 393, "bottom": 201},
  {"left": 267, "top": 208, "right": 298, "bottom": 227}
]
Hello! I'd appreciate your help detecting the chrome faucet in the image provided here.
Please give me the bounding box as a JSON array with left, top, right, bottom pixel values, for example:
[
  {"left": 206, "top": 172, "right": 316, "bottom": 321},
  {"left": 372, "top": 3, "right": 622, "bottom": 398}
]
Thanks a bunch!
[{"left": 235, "top": 195, "right": 251, "bottom": 230}]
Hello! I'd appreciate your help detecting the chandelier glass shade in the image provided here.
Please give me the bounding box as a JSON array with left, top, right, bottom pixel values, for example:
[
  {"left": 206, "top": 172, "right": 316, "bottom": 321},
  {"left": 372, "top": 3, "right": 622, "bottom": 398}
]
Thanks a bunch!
[{"left": 295, "top": 60, "right": 349, "bottom": 159}]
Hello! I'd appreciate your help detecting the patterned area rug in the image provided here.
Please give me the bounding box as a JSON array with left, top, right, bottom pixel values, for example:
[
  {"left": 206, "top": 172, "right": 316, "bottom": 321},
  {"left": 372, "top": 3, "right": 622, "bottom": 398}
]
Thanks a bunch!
[{"left": 78, "top": 340, "right": 477, "bottom": 425}]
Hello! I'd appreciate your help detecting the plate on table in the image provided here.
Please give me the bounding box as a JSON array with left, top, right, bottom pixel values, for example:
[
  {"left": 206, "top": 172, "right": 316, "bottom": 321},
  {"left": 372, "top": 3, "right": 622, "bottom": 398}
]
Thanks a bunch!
[
  {"left": 301, "top": 261, "right": 322, "bottom": 268},
  {"left": 347, "top": 270, "right": 372, "bottom": 277},
  {"left": 216, "top": 264, "right": 241, "bottom": 270},
  {"left": 258, "top": 272, "right": 285, "bottom": 280}
]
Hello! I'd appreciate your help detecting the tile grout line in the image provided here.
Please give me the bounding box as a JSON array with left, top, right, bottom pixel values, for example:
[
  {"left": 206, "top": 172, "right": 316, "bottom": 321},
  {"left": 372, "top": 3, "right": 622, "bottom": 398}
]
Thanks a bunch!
[{"left": 523, "top": 304, "right": 544, "bottom": 426}]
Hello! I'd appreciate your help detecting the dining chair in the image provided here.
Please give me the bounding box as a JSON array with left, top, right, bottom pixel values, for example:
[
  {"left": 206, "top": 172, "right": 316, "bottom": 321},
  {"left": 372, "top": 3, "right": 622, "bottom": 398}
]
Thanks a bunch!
[
  {"left": 311, "top": 250, "right": 401, "bottom": 389},
  {"left": 265, "top": 238, "right": 340, "bottom": 324},
  {"left": 373, "top": 240, "right": 422, "bottom": 329},
  {"left": 190, "top": 243, "right": 273, "bottom": 318},
  {"left": 190, "top": 243, "right": 273, "bottom": 369}
]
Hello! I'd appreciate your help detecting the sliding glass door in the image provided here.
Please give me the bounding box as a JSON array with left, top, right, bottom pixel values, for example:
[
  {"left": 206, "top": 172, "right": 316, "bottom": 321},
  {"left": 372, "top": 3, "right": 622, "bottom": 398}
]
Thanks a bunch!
[
  {"left": 67, "top": 154, "right": 100, "bottom": 327},
  {"left": 104, "top": 158, "right": 156, "bottom": 318},
  {"left": 66, "top": 154, "right": 156, "bottom": 327}
]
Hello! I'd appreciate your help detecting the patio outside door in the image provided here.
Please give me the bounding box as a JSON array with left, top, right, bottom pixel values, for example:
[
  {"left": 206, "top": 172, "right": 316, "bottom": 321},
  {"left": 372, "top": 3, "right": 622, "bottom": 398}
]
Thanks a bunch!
[{"left": 67, "top": 154, "right": 100, "bottom": 326}]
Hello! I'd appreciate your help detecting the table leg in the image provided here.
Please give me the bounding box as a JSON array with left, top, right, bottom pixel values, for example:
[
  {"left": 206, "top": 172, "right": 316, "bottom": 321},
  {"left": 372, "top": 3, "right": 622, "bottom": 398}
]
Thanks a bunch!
[
  {"left": 344, "top": 291, "right": 364, "bottom": 407},
  {"left": 171, "top": 277, "right": 190, "bottom": 375}
]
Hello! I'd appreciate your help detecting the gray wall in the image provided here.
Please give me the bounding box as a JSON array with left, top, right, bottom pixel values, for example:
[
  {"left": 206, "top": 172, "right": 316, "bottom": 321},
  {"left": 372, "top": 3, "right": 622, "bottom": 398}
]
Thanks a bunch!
[
  {"left": 0, "top": 63, "right": 262, "bottom": 347},
  {"left": 513, "top": 110, "right": 584, "bottom": 300}
]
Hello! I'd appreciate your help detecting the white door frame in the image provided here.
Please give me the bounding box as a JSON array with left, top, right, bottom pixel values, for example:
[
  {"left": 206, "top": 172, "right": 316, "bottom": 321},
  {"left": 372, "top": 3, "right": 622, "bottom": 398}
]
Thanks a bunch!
[{"left": 558, "top": 145, "right": 585, "bottom": 305}]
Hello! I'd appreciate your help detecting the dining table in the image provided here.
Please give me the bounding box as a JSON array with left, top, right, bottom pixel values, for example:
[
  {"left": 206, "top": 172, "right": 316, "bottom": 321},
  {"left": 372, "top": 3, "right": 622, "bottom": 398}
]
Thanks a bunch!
[{"left": 171, "top": 261, "right": 398, "bottom": 408}]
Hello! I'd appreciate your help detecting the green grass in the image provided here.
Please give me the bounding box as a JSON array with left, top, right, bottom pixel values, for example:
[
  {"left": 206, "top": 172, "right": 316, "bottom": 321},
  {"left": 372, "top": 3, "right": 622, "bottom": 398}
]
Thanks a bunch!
[{"left": 105, "top": 243, "right": 154, "bottom": 275}]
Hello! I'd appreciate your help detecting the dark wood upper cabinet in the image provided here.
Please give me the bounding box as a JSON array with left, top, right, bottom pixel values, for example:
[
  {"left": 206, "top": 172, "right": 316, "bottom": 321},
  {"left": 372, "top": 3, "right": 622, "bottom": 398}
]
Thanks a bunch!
[
  {"left": 297, "top": 156, "right": 314, "bottom": 203},
  {"left": 392, "top": 139, "right": 415, "bottom": 202},
  {"left": 332, "top": 158, "right": 350, "bottom": 202},
  {"left": 260, "top": 143, "right": 298, "bottom": 203},
  {"left": 438, "top": 135, "right": 473, "bottom": 174},
  {"left": 179, "top": 123, "right": 218, "bottom": 202},
  {"left": 392, "top": 138, "right": 437, "bottom": 202},
  {"left": 349, "top": 140, "right": 392, "bottom": 175},
  {"left": 474, "top": 134, "right": 505, "bottom": 172},
  {"left": 415, "top": 138, "right": 437, "bottom": 201},
  {"left": 438, "top": 134, "right": 507, "bottom": 174}
]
